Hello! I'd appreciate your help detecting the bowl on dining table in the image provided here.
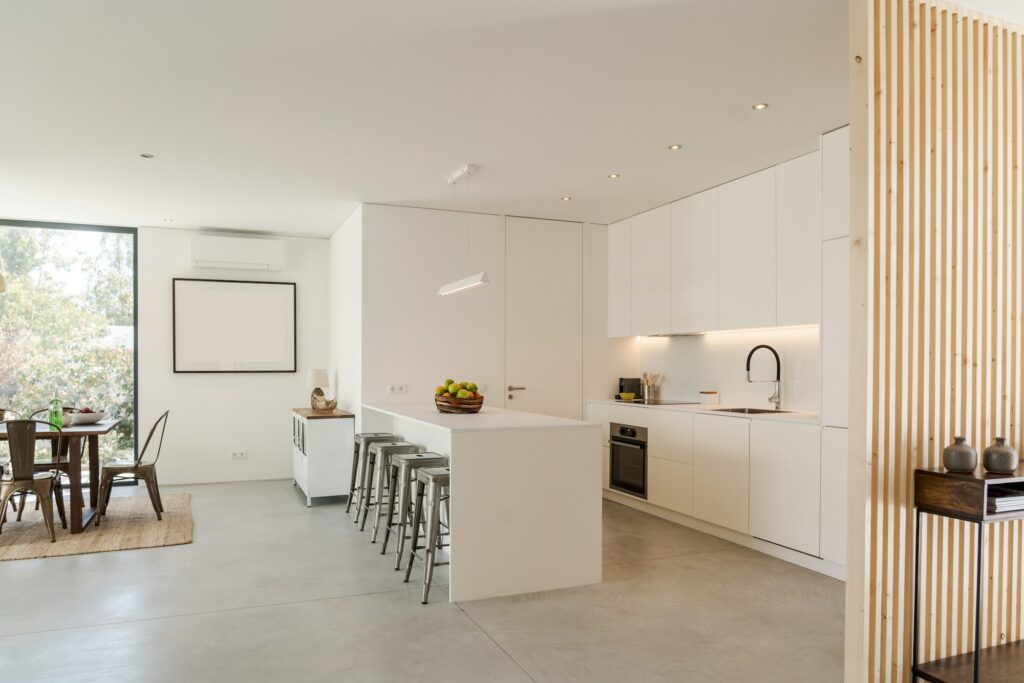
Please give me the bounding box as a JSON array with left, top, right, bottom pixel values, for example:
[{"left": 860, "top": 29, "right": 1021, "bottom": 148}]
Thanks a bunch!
[{"left": 68, "top": 411, "right": 106, "bottom": 425}]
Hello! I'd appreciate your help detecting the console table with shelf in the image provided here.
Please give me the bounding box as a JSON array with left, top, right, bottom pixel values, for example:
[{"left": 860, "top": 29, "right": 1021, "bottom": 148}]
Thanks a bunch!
[
  {"left": 291, "top": 408, "right": 355, "bottom": 506},
  {"left": 913, "top": 467, "right": 1024, "bottom": 682}
]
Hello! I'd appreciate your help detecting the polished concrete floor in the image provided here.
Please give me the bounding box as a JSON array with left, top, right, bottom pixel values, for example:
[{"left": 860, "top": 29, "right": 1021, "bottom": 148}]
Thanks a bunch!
[{"left": 0, "top": 480, "right": 844, "bottom": 682}]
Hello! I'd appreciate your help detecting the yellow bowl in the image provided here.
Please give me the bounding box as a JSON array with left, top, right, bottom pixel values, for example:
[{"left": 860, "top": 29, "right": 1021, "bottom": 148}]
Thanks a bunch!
[{"left": 619, "top": 392, "right": 636, "bottom": 402}]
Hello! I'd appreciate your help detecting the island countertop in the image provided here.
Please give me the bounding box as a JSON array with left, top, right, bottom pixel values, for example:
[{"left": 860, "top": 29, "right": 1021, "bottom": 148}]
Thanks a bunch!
[{"left": 362, "top": 402, "right": 597, "bottom": 432}]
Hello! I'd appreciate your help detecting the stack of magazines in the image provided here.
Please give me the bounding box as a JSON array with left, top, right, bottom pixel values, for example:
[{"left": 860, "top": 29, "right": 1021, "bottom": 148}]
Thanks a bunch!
[{"left": 988, "top": 486, "right": 1024, "bottom": 514}]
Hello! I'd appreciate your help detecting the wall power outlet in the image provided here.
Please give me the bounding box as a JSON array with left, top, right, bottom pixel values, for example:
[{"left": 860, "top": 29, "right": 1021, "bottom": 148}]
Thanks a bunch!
[
  {"left": 230, "top": 450, "right": 248, "bottom": 460},
  {"left": 387, "top": 384, "right": 408, "bottom": 394}
]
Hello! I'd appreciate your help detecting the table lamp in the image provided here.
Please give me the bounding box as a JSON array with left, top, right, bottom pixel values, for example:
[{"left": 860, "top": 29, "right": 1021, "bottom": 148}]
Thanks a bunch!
[{"left": 306, "top": 369, "right": 335, "bottom": 411}]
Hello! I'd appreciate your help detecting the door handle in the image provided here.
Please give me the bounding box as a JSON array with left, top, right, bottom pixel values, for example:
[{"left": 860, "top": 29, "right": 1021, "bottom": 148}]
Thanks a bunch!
[{"left": 508, "top": 385, "right": 526, "bottom": 399}]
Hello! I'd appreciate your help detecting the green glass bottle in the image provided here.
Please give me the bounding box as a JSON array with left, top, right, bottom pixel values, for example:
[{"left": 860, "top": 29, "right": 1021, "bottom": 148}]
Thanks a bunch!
[{"left": 49, "top": 398, "right": 63, "bottom": 430}]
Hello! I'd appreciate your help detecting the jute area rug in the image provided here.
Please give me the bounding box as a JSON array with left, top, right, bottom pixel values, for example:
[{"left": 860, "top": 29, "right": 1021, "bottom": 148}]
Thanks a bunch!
[{"left": 0, "top": 493, "right": 193, "bottom": 561}]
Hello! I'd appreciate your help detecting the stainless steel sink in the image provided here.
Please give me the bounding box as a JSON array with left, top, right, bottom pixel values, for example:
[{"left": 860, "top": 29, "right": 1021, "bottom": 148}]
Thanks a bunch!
[{"left": 710, "top": 407, "right": 793, "bottom": 415}]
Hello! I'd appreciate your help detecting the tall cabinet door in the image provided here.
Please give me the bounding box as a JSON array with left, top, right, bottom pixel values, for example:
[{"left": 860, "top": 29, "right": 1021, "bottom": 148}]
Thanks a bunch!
[
  {"left": 607, "top": 219, "right": 632, "bottom": 337},
  {"left": 822, "top": 237, "right": 850, "bottom": 427},
  {"left": 717, "top": 168, "right": 776, "bottom": 330},
  {"left": 776, "top": 152, "right": 822, "bottom": 326},
  {"left": 822, "top": 126, "right": 851, "bottom": 240},
  {"left": 670, "top": 189, "right": 718, "bottom": 334},
  {"left": 630, "top": 206, "right": 671, "bottom": 336},
  {"left": 820, "top": 426, "right": 848, "bottom": 565},
  {"left": 506, "top": 217, "right": 583, "bottom": 419}
]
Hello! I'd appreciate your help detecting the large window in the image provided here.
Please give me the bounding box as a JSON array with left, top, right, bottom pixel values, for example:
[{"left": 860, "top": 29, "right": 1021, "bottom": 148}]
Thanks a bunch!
[{"left": 0, "top": 221, "right": 136, "bottom": 467}]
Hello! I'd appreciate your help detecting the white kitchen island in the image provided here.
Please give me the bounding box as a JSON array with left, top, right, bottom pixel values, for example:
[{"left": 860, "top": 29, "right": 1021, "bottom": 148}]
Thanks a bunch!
[{"left": 362, "top": 403, "right": 603, "bottom": 602}]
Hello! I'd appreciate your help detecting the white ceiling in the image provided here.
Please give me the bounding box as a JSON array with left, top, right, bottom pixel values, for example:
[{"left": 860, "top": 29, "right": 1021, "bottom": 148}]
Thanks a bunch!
[{"left": 0, "top": 0, "right": 848, "bottom": 237}]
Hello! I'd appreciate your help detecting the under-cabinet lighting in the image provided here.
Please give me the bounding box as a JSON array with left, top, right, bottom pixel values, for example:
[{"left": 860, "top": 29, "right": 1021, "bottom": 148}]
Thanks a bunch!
[
  {"left": 667, "top": 144, "right": 682, "bottom": 151},
  {"left": 752, "top": 103, "right": 770, "bottom": 111}
]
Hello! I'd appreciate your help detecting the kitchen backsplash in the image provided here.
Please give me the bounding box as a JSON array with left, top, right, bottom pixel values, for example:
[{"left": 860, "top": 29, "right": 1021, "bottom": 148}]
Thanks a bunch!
[{"left": 635, "top": 325, "right": 821, "bottom": 413}]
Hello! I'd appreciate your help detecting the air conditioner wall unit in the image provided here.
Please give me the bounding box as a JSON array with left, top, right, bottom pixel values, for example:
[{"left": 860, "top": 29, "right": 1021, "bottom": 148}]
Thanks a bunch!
[{"left": 190, "top": 234, "right": 285, "bottom": 272}]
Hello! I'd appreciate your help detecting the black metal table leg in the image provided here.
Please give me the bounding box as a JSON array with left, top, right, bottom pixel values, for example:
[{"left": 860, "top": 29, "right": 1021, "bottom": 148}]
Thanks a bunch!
[
  {"left": 974, "top": 521, "right": 984, "bottom": 682},
  {"left": 912, "top": 508, "right": 922, "bottom": 681}
]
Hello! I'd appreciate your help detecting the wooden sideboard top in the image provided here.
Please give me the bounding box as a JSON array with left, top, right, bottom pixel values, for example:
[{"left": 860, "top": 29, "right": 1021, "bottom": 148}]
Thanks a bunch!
[
  {"left": 292, "top": 408, "right": 355, "bottom": 420},
  {"left": 916, "top": 468, "right": 1024, "bottom": 523}
]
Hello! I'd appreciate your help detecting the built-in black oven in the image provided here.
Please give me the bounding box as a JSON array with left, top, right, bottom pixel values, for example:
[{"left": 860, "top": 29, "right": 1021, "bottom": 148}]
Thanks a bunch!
[{"left": 609, "top": 422, "right": 647, "bottom": 499}]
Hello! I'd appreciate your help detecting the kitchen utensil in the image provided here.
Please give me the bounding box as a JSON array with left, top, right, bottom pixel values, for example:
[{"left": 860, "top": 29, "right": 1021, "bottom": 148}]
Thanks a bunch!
[{"left": 618, "top": 392, "right": 636, "bottom": 402}]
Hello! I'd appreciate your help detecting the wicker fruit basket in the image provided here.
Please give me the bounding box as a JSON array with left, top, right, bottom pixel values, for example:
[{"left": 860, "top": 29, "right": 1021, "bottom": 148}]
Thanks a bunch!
[{"left": 435, "top": 395, "right": 484, "bottom": 414}]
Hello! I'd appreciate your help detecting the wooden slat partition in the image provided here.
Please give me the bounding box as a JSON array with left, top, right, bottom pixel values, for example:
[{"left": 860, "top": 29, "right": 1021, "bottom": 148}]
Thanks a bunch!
[{"left": 855, "top": 0, "right": 1024, "bottom": 679}]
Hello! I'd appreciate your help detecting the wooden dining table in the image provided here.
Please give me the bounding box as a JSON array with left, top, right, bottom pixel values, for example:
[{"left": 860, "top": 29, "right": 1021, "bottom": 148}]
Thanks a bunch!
[{"left": 0, "top": 419, "right": 120, "bottom": 533}]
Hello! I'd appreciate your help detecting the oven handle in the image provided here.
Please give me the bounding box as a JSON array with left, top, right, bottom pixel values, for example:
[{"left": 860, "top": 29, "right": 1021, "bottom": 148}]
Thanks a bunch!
[{"left": 609, "top": 441, "right": 644, "bottom": 450}]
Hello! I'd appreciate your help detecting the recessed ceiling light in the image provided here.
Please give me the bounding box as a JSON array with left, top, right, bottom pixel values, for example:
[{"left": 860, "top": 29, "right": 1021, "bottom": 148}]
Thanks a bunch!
[
  {"left": 561, "top": 196, "right": 572, "bottom": 201},
  {"left": 140, "top": 153, "right": 155, "bottom": 158},
  {"left": 608, "top": 173, "right": 620, "bottom": 179},
  {"left": 668, "top": 144, "right": 682, "bottom": 151},
  {"left": 752, "top": 103, "right": 769, "bottom": 111}
]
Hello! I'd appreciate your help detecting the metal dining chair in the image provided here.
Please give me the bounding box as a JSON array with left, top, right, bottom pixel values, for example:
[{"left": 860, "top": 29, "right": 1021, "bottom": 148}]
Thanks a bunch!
[
  {"left": 0, "top": 409, "right": 21, "bottom": 515},
  {"left": 13, "top": 409, "right": 72, "bottom": 527},
  {"left": 0, "top": 420, "right": 62, "bottom": 541},
  {"left": 96, "top": 411, "right": 169, "bottom": 526}
]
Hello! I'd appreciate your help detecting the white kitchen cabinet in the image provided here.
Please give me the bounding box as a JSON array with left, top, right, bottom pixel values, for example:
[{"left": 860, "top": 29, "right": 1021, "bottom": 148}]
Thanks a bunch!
[
  {"left": 630, "top": 206, "right": 671, "bottom": 336},
  {"left": 776, "top": 152, "right": 822, "bottom": 326},
  {"left": 670, "top": 189, "right": 718, "bottom": 333},
  {"left": 822, "top": 237, "right": 850, "bottom": 427},
  {"left": 607, "top": 219, "right": 632, "bottom": 337},
  {"left": 291, "top": 409, "right": 355, "bottom": 507},
  {"left": 693, "top": 413, "right": 750, "bottom": 534},
  {"left": 647, "top": 408, "right": 693, "bottom": 464},
  {"left": 820, "top": 426, "right": 848, "bottom": 565},
  {"left": 609, "top": 403, "right": 648, "bottom": 428},
  {"left": 718, "top": 168, "right": 777, "bottom": 330},
  {"left": 648, "top": 456, "right": 693, "bottom": 515},
  {"left": 822, "top": 126, "right": 851, "bottom": 240},
  {"left": 749, "top": 421, "right": 821, "bottom": 556}
]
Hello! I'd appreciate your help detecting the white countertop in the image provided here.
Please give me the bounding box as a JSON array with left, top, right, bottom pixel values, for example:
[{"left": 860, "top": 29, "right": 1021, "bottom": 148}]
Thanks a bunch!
[
  {"left": 587, "top": 398, "right": 821, "bottom": 425},
  {"left": 363, "top": 403, "right": 599, "bottom": 432}
]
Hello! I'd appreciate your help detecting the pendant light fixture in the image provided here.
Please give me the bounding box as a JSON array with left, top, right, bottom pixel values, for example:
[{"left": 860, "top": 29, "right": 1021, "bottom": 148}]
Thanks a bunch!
[{"left": 437, "top": 164, "right": 489, "bottom": 297}]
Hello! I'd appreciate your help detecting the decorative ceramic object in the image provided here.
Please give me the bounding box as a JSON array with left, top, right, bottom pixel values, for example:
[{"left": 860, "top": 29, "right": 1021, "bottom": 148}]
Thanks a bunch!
[
  {"left": 306, "top": 369, "right": 336, "bottom": 411},
  {"left": 984, "top": 437, "right": 1019, "bottom": 474},
  {"left": 942, "top": 436, "right": 978, "bottom": 473}
]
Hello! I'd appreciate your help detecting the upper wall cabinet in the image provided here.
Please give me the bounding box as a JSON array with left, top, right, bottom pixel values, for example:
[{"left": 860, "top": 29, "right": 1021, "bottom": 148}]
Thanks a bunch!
[
  {"left": 670, "top": 189, "right": 718, "bottom": 334},
  {"left": 630, "top": 206, "right": 671, "bottom": 336},
  {"left": 718, "top": 168, "right": 777, "bottom": 330},
  {"left": 607, "top": 219, "right": 632, "bottom": 338},
  {"left": 776, "top": 152, "right": 822, "bottom": 326},
  {"left": 822, "top": 127, "right": 851, "bottom": 240}
]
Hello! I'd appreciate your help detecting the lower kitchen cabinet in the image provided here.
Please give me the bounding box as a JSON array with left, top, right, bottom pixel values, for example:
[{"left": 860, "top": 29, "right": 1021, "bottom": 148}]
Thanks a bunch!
[
  {"left": 648, "top": 456, "right": 693, "bottom": 515},
  {"left": 820, "top": 426, "right": 848, "bottom": 565},
  {"left": 749, "top": 421, "right": 821, "bottom": 556},
  {"left": 647, "top": 408, "right": 693, "bottom": 463},
  {"left": 693, "top": 413, "right": 750, "bottom": 534}
]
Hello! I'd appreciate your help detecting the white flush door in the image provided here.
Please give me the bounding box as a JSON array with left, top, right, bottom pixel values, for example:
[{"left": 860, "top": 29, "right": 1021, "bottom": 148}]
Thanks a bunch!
[{"left": 505, "top": 217, "right": 583, "bottom": 419}]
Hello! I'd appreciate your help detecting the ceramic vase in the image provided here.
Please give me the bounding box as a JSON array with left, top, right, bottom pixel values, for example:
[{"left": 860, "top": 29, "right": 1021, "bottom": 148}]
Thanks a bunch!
[
  {"left": 942, "top": 436, "right": 978, "bottom": 473},
  {"left": 984, "top": 437, "right": 1019, "bottom": 474}
]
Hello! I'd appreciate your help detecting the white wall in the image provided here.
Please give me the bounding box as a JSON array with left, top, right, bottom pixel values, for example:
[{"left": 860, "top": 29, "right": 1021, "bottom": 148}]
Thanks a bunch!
[
  {"left": 359, "top": 204, "right": 506, "bottom": 413},
  {"left": 634, "top": 326, "right": 820, "bottom": 412},
  {"left": 138, "top": 227, "right": 329, "bottom": 485},
  {"left": 329, "top": 207, "right": 362, "bottom": 423}
]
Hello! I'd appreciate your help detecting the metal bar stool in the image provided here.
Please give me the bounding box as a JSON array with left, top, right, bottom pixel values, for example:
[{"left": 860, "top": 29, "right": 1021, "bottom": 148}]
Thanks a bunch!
[
  {"left": 379, "top": 452, "right": 449, "bottom": 563},
  {"left": 361, "top": 441, "right": 419, "bottom": 533},
  {"left": 349, "top": 433, "right": 397, "bottom": 518},
  {"left": 403, "top": 466, "right": 451, "bottom": 604}
]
